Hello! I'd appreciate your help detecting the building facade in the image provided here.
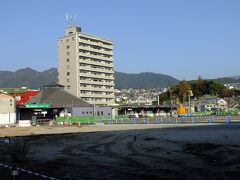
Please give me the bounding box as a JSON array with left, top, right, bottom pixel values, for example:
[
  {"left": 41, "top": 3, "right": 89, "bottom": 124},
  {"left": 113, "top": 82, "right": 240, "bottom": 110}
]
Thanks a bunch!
[
  {"left": 0, "top": 93, "right": 16, "bottom": 125},
  {"left": 58, "top": 26, "right": 115, "bottom": 106}
]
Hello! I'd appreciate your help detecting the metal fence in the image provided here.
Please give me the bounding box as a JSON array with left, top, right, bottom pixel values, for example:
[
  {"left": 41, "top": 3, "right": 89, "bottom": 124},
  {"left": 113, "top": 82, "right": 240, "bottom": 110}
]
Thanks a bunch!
[{"left": 56, "top": 115, "right": 240, "bottom": 125}]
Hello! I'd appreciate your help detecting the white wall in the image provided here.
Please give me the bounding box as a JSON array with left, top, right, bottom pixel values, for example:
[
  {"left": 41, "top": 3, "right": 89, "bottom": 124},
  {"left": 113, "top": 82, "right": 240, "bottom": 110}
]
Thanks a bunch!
[{"left": 0, "top": 113, "right": 16, "bottom": 125}]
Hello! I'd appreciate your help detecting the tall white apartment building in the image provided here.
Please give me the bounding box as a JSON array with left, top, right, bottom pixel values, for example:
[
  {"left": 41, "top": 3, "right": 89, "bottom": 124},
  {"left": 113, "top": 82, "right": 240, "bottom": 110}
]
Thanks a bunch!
[{"left": 58, "top": 26, "right": 115, "bottom": 105}]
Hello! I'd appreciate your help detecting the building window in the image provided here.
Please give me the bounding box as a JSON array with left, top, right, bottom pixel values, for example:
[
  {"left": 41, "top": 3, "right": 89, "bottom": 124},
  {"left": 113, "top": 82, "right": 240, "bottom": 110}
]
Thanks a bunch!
[
  {"left": 67, "top": 85, "right": 70, "bottom": 89},
  {"left": 67, "top": 79, "right": 70, "bottom": 82},
  {"left": 66, "top": 52, "right": 70, "bottom": 55},
  {"left": 66, "top": 59, "right": 70, "bottom": 62},
  {"left": 67, "top": 72, "right": 70, "bottom": 76},
  {"left": 72, "top": 37, "right": 75, "bottom": 40},
  {"left": 66, "top": 45, "right": 70, "bottom": 49},
  {"left": 67, "top": 65, "right": 70, "bottom": 69}
]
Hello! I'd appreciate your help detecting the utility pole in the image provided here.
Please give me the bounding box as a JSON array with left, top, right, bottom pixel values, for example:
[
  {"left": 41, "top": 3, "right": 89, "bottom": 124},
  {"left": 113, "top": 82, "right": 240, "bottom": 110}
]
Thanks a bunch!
[
  {"left": 169, "top": 90, "right": 173, "bottom": 116},
  {"left": 188, "top": 90, "right": 193, "bottom": 115},
  {"left": 188, "top": 92, "right": 191, "bottom": 115}
]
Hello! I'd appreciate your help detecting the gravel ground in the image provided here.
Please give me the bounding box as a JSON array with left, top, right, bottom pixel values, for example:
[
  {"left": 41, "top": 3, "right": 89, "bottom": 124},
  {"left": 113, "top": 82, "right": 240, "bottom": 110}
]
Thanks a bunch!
[{"left": 0, "top": 123, "right": 240, "bottom": 179}]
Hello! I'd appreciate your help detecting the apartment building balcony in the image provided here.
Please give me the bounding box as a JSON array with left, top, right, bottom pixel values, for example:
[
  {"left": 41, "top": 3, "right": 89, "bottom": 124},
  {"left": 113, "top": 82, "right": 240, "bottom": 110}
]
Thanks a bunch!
[
  {"left": 80, "top": 93, "right": 115, "bottom": 99},
  {"left": 79, "top": 38, "right": 113, "bottom": 50},
  {"left": 79, "top": 66, "right": 114, "bottom": 74},
  {"left": 80, "top": 86, "right": 115, "bottom": 92},
  {"left": 79, "top": 52, "right": 113, "bottom": 62},
  {"left": 79, "top": 72, "right": 114, "bottom": 80},
  {"left": 79, "top": 79, "right": 114, "bottom": 86},
  {"left": 79, "top": 45, "right": 113, "bottom": 56},
  {"left": 80, "top": 59, "right": 114, "bottom": 68}
]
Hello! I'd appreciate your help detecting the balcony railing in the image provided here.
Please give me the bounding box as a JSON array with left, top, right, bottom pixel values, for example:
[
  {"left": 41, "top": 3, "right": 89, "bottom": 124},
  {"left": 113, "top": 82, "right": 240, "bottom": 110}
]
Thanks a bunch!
[
  {"left": 79, "top": 66, "right": 114, "bottom": 74},
  {"left": 79, "top": 52, "right": 113, "bottom": 62},
  {"left": 80, "top": 86, "right": 114, "bottom": 92},
  {"left": 79, "top": 45, "right": 113, "bottom": 56},
  {"left": 80, "top": 93, "right": 115, "bottom": 98},
  {"left": 80, "top": 59, "right": 114, "bottom": 68},
  {"left": 79, "top": 79, "right": 114, "bottom": 86},
  {"left": 79, "top": 38, "right": 113, "bottom": 50}
]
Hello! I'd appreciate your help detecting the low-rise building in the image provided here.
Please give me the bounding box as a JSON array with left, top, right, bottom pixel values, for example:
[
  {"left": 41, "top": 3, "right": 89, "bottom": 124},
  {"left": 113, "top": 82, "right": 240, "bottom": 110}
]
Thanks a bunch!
[
  {"left": 118, "top": 105, "right": 172, "bottom": 117},
  {"left": 11, "top": 90, "right": 39, "bottom": 105},
  {"left": 18, "top": 82, "right": 112, "bottom": 123},
  {"left": 217, "top": 99, "right": 228, "bottom": 109},
  {"left": 0, "top": 93, "right": 16, "bottom": 125}
]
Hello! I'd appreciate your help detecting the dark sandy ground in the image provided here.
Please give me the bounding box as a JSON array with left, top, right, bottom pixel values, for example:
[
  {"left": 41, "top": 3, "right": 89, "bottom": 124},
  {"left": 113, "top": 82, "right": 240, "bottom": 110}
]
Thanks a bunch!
[{"left": 0, "top": 124, "right": 240, "bottom": 179}]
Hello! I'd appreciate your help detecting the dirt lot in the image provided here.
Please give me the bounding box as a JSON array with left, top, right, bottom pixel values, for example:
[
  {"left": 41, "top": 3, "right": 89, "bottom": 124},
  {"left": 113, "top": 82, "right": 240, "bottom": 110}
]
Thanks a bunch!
[{"left": 0, "top": 124, "right": 240, "bottom": 179}]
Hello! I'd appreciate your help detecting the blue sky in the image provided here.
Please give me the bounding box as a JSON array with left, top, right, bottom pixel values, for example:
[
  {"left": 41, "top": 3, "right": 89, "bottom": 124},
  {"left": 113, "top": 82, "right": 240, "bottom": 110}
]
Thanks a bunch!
[{"left": 0, "top": 0, "right": 239, "bottom": 80}]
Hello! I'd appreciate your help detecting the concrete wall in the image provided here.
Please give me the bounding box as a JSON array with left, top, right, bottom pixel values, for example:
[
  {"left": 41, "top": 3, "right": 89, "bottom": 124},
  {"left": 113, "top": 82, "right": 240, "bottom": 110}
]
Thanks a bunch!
[
  {"left": 94, "top": 106, "right": 112, "bottom": 116},
  {"left": 0, "top": 94, "right": 15, "bottom": 113},
  {"left": 72, "top": 107, "right": 93, "bottom": 116},
  {"left": 0, "top": 94, "right": 16, "bottom": 124},
  {"left": 58, "top": 33, "right": 79, "bottom": 97},
  {"left": 72, "top": 106, "right": 112, "bottom": 117}
]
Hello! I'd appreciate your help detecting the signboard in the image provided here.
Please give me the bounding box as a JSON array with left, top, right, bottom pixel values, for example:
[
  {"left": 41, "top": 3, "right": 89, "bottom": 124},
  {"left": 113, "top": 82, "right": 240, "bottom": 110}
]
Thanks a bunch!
[
  {"left": 41, "top": 111, "right": 47, "bottom": 115},
  {"left": 25, "top": 104, "right": 51, "bottom": 108}
]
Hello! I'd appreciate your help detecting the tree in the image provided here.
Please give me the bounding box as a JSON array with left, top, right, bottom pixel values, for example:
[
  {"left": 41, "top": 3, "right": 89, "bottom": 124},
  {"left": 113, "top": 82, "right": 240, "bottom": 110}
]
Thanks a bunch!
[
  {"left": 220, "top": 89, "right": 233, "bottom": 97},
  {"left": 158, "top": 91, "right": 169, "bottom": 104},
  {"left": 197, "top": 75, "right": 204, "bottom": 96},
  {"left": 178, "top": 80, "right": 191, "bottom": 103},
  {"left": 158, "top": 78, "right": 232, "bottom": 105}
]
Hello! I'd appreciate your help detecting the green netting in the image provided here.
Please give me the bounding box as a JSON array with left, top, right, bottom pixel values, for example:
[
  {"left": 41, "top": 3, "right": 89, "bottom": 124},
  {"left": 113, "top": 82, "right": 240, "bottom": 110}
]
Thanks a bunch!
[
  {"left": 56, "top": 116, "right": 116, "bottom": 123},
  {"left": 214, "top": 109, "right": 240, "bottom": 116},
  {"left": 56, "top": 113, "right": 240, "bottom": 124},
  {"left": 192, "top": 111, "right": 213, "bottom": 116}
]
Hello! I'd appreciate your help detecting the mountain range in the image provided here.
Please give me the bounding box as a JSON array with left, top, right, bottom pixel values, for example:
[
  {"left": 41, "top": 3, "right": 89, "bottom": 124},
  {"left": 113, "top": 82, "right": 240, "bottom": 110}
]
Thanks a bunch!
[
  {"left": 0, "top": 68, "right": 58, "bottom": 89},
  {"left": 0, "top": 67, "right": 239, "bottom": 89},
  {"left": 115, "top": 71, "right": 179, "bottom": 89}
]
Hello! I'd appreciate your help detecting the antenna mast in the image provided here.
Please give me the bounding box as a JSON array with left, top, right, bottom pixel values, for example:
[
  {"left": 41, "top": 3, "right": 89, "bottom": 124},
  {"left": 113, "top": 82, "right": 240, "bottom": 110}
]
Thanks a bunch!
[
  {"left": 74, "top": 13, "right": 77, "bottom": 27},
  {"left": 66, "top": 13, "right": 69, "bottom": 27},
  {"left": 70, "top": 14, "right": 73, "bottom": 26}
]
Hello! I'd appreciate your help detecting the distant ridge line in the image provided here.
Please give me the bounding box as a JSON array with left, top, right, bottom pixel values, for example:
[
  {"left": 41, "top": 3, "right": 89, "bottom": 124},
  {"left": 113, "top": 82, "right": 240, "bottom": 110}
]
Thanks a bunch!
[{"left": 0, "top": 67, "right": 239, "bottom": 89}]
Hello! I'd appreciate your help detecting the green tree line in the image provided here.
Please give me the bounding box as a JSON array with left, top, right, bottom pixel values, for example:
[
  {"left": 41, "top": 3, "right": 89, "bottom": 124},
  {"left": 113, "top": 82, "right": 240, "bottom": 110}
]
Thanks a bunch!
[{"left": 159, "top": 76, "right": 239, "bottom": 104}]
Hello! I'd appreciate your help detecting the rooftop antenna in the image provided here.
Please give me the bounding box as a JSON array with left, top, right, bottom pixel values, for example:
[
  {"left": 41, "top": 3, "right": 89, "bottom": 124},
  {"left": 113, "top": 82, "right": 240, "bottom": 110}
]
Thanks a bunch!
[
  {"left": 66, "top": 13, "right": 69, "bottom": 27},
  {"left": 74, "top": 13, "right": 77, "bottom": 27},
  {"left": 70, "top": 14, "right": 73, "bottom": 26}
]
